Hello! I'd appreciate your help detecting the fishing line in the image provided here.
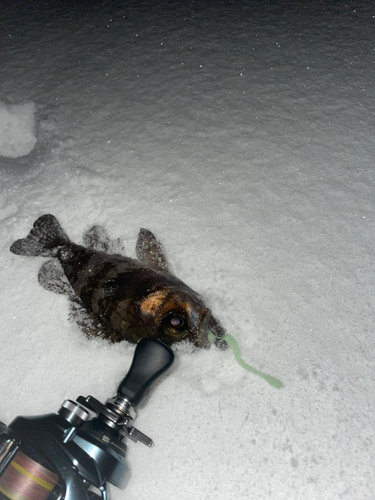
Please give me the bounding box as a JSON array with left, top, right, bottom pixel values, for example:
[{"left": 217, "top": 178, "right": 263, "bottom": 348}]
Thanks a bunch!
[{"left": 209, "top": 332, "right": 283, "bottom": 389}]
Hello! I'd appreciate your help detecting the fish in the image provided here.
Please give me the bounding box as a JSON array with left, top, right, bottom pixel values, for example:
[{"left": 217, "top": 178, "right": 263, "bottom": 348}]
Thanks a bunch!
[{"left": 10, "top": 214, "right": 228, "bottom": 349}]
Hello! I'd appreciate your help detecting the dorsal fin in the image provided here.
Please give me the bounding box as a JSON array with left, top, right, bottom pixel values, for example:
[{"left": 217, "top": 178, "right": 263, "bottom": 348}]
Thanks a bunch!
[
  {"left": 83, "top": 225, "right": 125, "bottom": 255},
  {"left": 135, "top": 228, "right": 169, "bottom": 272},
  {"left": 83, "top": 225, "right": 112, "bottom": 253}
]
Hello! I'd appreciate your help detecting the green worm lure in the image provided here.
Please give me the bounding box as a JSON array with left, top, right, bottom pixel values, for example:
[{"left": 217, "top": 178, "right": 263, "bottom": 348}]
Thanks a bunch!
[{"left": 209, "top": 332, "right": 284, "bottom": 389}]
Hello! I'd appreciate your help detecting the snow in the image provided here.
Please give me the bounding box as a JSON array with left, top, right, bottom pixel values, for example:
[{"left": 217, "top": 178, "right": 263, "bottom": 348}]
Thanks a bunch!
[{"left": 0, "top": 0, "right": 374, "bottom": 499}]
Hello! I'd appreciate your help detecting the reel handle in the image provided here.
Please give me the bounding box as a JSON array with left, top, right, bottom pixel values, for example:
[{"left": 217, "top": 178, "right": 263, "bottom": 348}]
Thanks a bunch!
[{"left": 117, "top": 339, "right": 174, "bottom": 406}]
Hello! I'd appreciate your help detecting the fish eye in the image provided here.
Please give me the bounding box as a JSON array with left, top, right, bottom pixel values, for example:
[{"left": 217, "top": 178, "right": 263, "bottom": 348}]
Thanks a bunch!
[{"left": 162, "top": 312, "right": 188, "bottom": 340}]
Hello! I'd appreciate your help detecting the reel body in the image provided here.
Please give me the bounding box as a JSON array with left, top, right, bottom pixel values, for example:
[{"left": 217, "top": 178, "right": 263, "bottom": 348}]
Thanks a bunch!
[{"left": 0, "top": 339, "right": 174, "bottom": 500}]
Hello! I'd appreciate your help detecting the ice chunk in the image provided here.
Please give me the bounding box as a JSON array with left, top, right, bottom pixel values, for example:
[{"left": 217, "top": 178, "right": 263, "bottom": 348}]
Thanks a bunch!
[{"left": 0, "top": 102, "right": 37, "bottom": 158}]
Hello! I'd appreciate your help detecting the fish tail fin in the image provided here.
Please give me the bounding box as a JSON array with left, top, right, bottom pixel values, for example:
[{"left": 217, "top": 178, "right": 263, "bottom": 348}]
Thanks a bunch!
[{"left": 10, "top": 214, "right": 70, "bottom": 257}]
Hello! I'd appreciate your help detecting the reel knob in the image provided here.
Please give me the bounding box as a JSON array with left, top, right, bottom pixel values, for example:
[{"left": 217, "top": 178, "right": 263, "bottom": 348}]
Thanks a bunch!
[{"left": 117, "top": 339, "right": 174, "bottom": 406}]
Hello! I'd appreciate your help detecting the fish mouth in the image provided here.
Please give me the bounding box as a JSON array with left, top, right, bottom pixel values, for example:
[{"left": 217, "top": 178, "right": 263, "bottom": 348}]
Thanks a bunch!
[
  {"left": 208, "top": 315, "right": 229, "bottom": 350},
  {"left": 190, "top": 308, "right": 211, "bottom": 348}
]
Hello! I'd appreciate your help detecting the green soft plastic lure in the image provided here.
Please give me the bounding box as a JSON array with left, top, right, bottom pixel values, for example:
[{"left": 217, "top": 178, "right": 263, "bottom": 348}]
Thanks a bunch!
[{"left": 209, "top": 332, "right": 283, "bottom": 389}]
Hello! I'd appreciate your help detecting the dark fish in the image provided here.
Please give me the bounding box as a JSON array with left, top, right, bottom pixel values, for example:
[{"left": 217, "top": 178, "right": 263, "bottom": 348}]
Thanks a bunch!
[{"left": 10, "top": 214, "right": 227, "bottom": 349}]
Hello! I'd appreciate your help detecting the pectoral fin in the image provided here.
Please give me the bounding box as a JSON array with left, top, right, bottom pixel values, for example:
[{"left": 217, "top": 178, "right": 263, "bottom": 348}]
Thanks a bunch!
[{"left": 136, "top": 228, "right": 169, "bottom": 272}]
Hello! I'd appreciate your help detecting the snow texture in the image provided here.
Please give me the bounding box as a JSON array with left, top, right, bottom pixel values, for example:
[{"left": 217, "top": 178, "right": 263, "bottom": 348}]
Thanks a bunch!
[{"left": 0, "top": 0, "right": 374, "bottom": 499}]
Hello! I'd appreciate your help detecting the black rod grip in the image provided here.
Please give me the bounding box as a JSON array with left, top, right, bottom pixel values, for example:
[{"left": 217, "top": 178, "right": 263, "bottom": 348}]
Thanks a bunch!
[{"left": 118, "top": 339, "right": 174, "bottom": 406}]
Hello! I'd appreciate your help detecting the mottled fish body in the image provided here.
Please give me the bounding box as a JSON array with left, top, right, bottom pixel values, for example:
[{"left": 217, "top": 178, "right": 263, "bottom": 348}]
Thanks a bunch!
[{"left": 10, "top": 215, "right": 226, "bottom": 348}]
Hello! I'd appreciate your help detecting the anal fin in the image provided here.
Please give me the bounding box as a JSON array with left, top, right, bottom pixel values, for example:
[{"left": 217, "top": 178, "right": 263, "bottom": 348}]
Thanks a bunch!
[{"left": 38, "top": 259, "right": 74, "bottom": 297}]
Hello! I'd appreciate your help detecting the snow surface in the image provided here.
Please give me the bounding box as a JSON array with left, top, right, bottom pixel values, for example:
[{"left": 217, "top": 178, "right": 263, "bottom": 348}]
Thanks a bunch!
[{"left": 0, "top": 0, "right": 374, "bottom": 499}]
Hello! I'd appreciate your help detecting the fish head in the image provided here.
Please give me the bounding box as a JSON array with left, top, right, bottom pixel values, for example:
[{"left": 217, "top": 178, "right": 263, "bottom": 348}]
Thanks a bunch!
[{"left": 138, "top": 287, "right": 212, "bottom": 348}]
